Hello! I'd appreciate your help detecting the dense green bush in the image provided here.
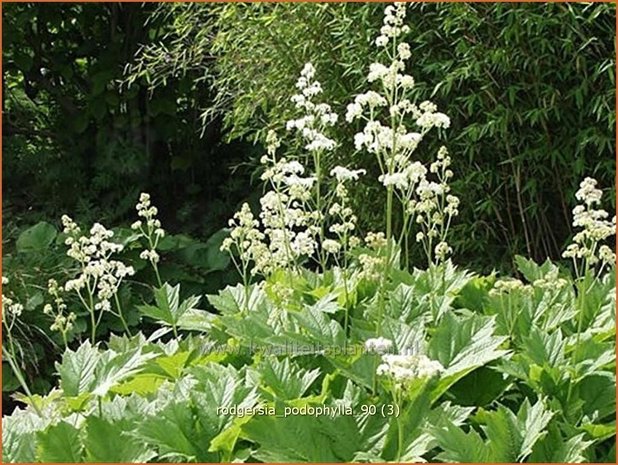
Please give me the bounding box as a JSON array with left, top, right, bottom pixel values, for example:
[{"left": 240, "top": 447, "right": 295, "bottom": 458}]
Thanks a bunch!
[{"left": 3, "top": 2, "right": 253, "bottom": 233}]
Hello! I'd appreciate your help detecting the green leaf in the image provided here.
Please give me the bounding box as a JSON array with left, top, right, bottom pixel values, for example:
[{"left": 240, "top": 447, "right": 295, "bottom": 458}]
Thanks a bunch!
[
  {"left": 92, "top": 346, "right": 157, "bottom": 397},
  {"left": 84, "top": 416, "right": 155, "bottom": 462},
  {"left": 447, "top": 366, "right": 509, "bottom": 407},
  {"left": 530, "top": 424, "right": 592, "bottom": 462},
  {"left": 522, "top": 326, "right": 566, "bottom": 366},
  {"left": 205, "top": 228, "right": 232, "bottom": 271},
  {"left": 37, "top": 421, "right": 83, "bottom": 462},
  {"left": 16, "top": 222, "right": 57, "bottom": 253},
  {"left": 139, "top": 283, "right": 201, "bottom": 328},
  {"left": 2, "top": 412, "right": 43, "bottom": 463},
  {"left": 578, "top": 372, "right": 616, "bottom": 421},
  {"left": 241, "top": 405, "right": 359, "bottom": 462},
  {"left": 437, "top": 398, "right": 553, "bottom": 462},
  {"left": 433, "top": 422, "right": 491, "bottom": 462},
  {"left": 110, "top": 374, "right": 165, "bottom": 396},
  {"left": 190, "top": 363, "right": 259, "bottom": 440},
  {"left": 248, "top": 357, "right": 320, "bottom": 400},
  {"left": 428, "top": 312, "right": 509, "bottom": 399},
  {"left": 517, "top": 398, "right": 554, "bottom": 460},
  {"left": 288, "top": 304, "right": 346, "bottom": 347},
  {"left": 55, "top": 341, "right": 100, "bottom": 397},
  {"left": 514, "top": 255, "right": 559, "bottom": 282},
  {"left": 134, "top": 400, "right": 208, "bottom": 462},
  {"left": 207, "top": 283, "right": 265, "bottom": 315}
]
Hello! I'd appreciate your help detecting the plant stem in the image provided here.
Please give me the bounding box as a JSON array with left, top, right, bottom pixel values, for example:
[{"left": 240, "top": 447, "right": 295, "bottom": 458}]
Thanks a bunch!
[
  {"left": 114, "top": 293, "right": 131, "bottom": 336},
  {"left": 3, "top": 344, "right": 43, "bottom": 417},
  {"left": 152, "top": 262, "right": 163, "bottom": 288}
]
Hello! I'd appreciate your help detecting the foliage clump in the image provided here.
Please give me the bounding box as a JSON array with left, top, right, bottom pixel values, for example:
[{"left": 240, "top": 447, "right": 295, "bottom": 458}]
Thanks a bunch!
[{"left": 2, "top": 3, "right": 616, "bottom": 464}]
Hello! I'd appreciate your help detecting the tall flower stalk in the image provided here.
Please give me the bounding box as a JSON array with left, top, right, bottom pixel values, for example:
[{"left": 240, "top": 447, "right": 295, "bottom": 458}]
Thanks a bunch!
[
  {"left": 561, "top": 177, "right": 615, "bottom": 406},
  {"left": 132, "top": 193, "right": 165, "bottom": 287},
  {"left": 348, "top": 3, "right": 452, "bottom": 271},
  {"left": 61, "top": 216, "right": 135, "bottom": 342},
  {"left": 347, "top": 2, "right": 457, "bottom": 332}
]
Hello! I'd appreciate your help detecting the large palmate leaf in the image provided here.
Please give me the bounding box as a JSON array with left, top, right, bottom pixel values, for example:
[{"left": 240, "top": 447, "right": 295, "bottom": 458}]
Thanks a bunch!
[
  {"left": 577, "top": 372, "right": 616, "bottom": 421},
  {"left": 241, "top": 402, "right": 360, "bottom": 462},
  {"left": 138, "top": 283, "right": 205, "bottom": 330},
  {"left": 514, "top": 255, "right": 560, "bottom": 282},
  {"left": 2, "top": 408, "right": 52, "bottom": 463},
  {"left": 287, "top": 304, "right": 346, "bottom": 348},
  {"left": 207, "top": 283, "right": 266, "bottom": 315},
  {"left": 133, "top": 364, "right": 257, "bottom": 462},
  {"left": 248, "top": 357, "right": 320, "bottom": 400},
  {"left": 385, "top": 282, "right": 428, "bottom": 323},
  {"left": 36, "top": 421, "right": 84, "bottom": 462},
  {"left": 84, "top": 416, "right": 155, "bottom": 462},
  {"left": 522, "top": 326, "right": 566, "bottom": 367},
  {"left": 55, "top": 341, "right": 100, "bottom": 397},
  {"left": 400, "top": 402, "right": 474, "bottom": 462},
  {"left": 428, "top": 312, "right": 509, "bottom": 399},
  {"left": 92, "top": 347, "right": 158, "bottom": 397},
  {"left": 2, "top": 421, "right": 36, "bottom": 463},
  {"left": 134, "top": 399, "right": 210, "bottom": 462},
  {"left": 408, "top": 261, "right": 474, "bottom": 322},
  {"left": 190, "top": 363, "right": 259, "bottom": 439},
  {"left": 433, "top": 422, "right": 491, "bottom": 462},
  {"left": 529, "top": 423, "right": 592, "bottom": 462},
  {"left": 16, "top": 221, "right": 57, "bottom": 253},
  {"left": 56, "top": 341, "right": 156, "bottom": 398},
  {"left": 434, "top": 398, "right": 553, "bottom": 462}
]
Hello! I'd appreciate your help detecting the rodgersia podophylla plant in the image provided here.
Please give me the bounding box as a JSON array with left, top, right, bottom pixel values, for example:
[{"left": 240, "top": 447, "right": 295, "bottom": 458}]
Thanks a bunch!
[
  {"left": 222, "top": 80, "right": 365, "bottom": 287},
  {"left": 347, "top": 2, "right": 458, "bottom": 268},
  {"left": 132, "top": 193, "right": 166, "bottom": 286},
  {"left": 562, "top": 177, "right": 616, "bottom": 279},
  {"left": 287, "top": 63, "right": 339, "bottom": 268},
  {"left": 561, "top": 177, "right": 616, "bottom": 376},
  {"left": 61, "top": 215, "right": 135, "bottom": 342}
]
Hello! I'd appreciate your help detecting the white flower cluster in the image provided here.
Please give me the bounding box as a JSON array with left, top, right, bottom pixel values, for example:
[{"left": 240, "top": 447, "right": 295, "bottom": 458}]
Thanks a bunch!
[
  {"left": 132, "top": 193, "right": 165, "bottom": 265},
  {"left": 358, "top": 253, "right": 386, "bottom": 281},
  {"left": 357, "top": 231, "right": 390, "bottom": 281},
  {"left": 408, "top": 147, "right": 460, "bottom": 263},
  {"left": 375, "top": 3, "right": 410, "bottom": 47},
  {"left": 347, "top": 2, "right": 456, "bottom": 265},
  {"left": 62, "top": 215, "right": 135, "bottom": 315},
  {"left": 562, "top": 177, "right": 616, "bottom": 271},
  {"left": 223, "top": 142, "right": 321, "bottom": 277},
  {"left": 1, "top": 277, "right": 23, "bottom": 321},
  {"left": 376, "top": 351, "right": 444, "bottom": 385},
  {"left": 222, "top": 65, "right": 368, "bottom": 279},
  {"left": 364, "top": 337, "right": 393, "bottom": 354},
  {"left": 43, "top": 279, "right": 76, "bottom": 336},
  {"left": 326, "top": 167, "right": 363, "bottom": 256},
  {"left": 532, "top": 268, "right": 568, "bottom": 291},
  {"left": 287, "top": 63, "right": 338, "bottom": 153},
  {"left": 330, "top": 166, "right": 366, "bottom": 183},
  {"left": 221, "top": 203, "right": 268, "bottom": 277},
  {"left": 489, "top": 278, "right": 533, "bottom": 297},
  {"left": 260, "top": 156, "right": 321, "bottom": 271}
]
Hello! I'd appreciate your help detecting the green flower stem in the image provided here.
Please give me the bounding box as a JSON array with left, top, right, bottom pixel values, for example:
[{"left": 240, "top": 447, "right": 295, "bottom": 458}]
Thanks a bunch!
[
  {"left": 2, "top": 342, "right": 43, "bottom": 417},
  {"left": 114, "top": 293, "right": 131, "bottom": 336}
]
